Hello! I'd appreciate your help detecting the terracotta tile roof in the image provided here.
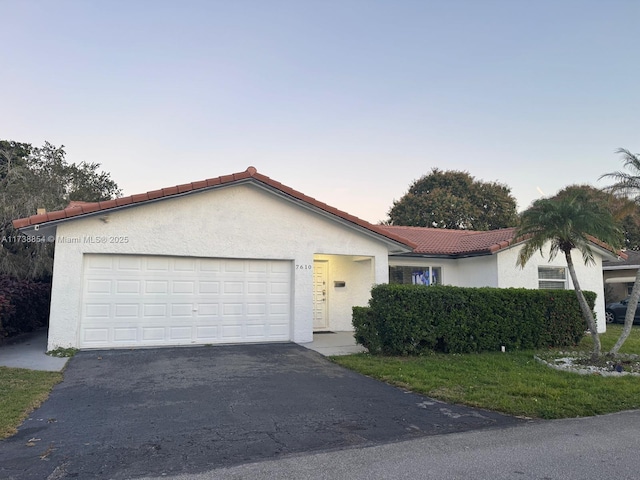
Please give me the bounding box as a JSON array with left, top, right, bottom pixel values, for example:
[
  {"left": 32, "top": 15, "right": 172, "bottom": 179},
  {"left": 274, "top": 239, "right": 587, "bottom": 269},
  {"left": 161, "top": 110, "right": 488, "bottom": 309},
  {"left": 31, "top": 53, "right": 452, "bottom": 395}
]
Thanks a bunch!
[
  {"left": 382, "top": 225, "right": 625, "bottom": 259},
  {"left": 381, "top": 226, "right": 518, "bottom": 256},
  {"left": 12, "top": 166, "right": 416, "bottom": 250}
]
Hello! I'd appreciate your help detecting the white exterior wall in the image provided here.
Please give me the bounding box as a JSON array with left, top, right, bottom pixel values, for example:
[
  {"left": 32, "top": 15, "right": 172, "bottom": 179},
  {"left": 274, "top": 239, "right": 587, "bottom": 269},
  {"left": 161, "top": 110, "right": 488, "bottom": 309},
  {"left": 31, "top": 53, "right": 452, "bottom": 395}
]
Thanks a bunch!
[
  {"left": 390, "top": 242, "right": 608, "bottom": 332},
  {"left": 456, "top": 255, "right": 499, "bottom": 287},
  {"left": 388, "top": 256, "right": 498, "bottom": 287},
  {"left": 497, "top": 244, "right": 608, "bottom": 332},
  {"left": 47, "top": 183, "right": 393, "bottom": 349},
  {"left": 314, "top": 254, "right": 376, "bottom": 331}
]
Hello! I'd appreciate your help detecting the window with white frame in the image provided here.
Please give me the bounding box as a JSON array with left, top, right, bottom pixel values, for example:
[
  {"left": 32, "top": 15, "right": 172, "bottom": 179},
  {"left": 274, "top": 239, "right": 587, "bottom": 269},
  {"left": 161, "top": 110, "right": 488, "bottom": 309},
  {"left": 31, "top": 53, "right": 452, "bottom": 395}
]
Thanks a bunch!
[
  {"left": 389, "top": 266, "right": 442, "bottom": 286},
  {"left": 538, "top": 267, "right": 567, "bottom": 289}
]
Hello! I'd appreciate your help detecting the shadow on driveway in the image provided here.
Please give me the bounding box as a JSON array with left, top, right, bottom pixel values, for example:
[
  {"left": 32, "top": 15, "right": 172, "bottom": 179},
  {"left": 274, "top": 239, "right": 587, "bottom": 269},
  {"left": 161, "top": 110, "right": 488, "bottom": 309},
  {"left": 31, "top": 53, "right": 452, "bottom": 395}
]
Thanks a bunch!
[{"left": 0, "top": 343, "right": 526, "bottom": 479}]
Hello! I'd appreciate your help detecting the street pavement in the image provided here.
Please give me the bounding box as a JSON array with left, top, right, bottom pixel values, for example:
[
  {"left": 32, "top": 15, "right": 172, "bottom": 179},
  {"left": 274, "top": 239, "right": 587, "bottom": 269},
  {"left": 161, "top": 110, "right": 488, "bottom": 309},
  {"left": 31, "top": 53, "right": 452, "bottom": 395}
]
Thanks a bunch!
[{"left": 147, "top": 409, "right": 640, "bottom": 480}]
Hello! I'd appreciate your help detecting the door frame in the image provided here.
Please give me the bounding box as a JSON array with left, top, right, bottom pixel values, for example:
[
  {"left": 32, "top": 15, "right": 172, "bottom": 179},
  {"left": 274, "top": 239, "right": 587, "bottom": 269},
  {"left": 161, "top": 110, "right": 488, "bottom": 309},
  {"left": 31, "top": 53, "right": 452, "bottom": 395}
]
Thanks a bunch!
[{"left": 313, "top": 260, "right": 329, "bottom": 331}]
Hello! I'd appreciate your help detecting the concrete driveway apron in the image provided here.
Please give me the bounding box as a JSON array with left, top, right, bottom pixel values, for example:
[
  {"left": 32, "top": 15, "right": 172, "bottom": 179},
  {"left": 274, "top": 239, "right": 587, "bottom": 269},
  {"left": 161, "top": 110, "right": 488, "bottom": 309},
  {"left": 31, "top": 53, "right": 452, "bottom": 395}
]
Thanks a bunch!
[{"left": 0, "top": 343, "right": 525, "bottom": 479}]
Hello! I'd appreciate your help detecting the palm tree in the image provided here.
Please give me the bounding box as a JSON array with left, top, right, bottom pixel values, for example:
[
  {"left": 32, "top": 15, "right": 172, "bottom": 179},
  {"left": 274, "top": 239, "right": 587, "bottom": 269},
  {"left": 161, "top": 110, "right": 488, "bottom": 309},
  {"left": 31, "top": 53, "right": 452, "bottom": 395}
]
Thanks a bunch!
[
  {"left": 600, "top": 148, "right": 640, "bottom": 355},
  {"left": 516, "top": 194, "right": 623, "bottom": 360}
]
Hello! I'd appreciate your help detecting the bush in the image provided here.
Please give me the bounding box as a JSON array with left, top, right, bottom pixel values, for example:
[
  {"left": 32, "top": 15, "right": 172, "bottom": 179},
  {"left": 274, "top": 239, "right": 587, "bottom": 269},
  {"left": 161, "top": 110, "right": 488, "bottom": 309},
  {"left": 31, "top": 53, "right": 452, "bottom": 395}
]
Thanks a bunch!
[
  {"left": 352, "top": 306, "right": 382, "bottom": 354},
  {"left": 353, "top": 285, "right": 594, "bottom": 355},
  {"left": 0, "top": 275, "right": 51, "bottom": 340}
]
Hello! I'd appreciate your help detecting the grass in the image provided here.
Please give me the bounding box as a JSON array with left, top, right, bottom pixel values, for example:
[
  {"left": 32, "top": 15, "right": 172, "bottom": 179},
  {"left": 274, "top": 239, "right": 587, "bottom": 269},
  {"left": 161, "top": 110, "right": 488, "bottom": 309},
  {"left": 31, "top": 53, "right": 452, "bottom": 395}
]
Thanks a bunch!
[
  {"left": 331, "top": 325, "right": 640, "bottom": 419},
  {"left": 0, "top": 367, "right": 62, "bottom": 439},
  {"left": 1, "top": 326, "right": 638, "bottom": 439}
]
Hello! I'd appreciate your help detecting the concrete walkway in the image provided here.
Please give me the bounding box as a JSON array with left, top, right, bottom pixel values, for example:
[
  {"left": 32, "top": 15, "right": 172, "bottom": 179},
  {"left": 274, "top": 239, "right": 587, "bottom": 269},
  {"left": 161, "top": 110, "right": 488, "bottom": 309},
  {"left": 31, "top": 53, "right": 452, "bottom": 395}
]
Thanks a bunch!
[
  {"left": 302, "top": 331, "right": 367, "bottom": 356},
  {"left": 0, "top": 330, "right": 68, "bottom": 371}
]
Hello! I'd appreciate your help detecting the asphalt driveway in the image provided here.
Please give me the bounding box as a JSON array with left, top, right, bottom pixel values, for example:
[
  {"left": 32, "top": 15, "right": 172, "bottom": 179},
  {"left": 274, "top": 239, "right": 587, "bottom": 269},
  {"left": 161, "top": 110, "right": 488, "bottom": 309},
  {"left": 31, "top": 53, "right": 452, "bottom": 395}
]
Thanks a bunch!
[{"left": 0, "top": 343, "right": 524, "bottom": 479}]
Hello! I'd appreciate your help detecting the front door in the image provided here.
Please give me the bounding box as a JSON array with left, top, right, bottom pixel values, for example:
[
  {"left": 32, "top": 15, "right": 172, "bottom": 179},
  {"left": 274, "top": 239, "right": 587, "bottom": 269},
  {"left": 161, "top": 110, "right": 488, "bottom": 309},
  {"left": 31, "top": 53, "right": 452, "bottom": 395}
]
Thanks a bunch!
[{"left": 313, "top": 260, "right": 329, "bottom": 330}]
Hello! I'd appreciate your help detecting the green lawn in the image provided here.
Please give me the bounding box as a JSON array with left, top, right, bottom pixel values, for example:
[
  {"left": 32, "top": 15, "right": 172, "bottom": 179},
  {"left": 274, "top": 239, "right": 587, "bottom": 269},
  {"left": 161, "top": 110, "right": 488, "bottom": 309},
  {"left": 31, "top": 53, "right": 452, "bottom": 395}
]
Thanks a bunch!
[
  {"left": 332, "top": 324, "right": 640, "bottom": 419},
  {"left": 0, "top": 367, "right": 62, "bottom": 438},
  {"left": 1, "top": 326, "right": 638, "bottom": 440}
]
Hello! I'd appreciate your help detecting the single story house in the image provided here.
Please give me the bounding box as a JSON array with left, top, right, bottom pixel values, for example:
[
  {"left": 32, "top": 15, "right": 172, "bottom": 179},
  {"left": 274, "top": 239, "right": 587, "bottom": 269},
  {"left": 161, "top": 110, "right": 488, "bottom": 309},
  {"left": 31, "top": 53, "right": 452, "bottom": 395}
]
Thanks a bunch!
[{"left": 13, "top": 167, "right": 619, "bottom": 351}]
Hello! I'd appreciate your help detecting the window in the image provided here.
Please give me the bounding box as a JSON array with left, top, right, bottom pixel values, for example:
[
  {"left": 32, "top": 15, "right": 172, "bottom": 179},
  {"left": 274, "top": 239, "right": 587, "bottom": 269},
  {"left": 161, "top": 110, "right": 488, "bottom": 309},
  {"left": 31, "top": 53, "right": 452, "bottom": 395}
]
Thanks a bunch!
[
  {"left": 389, "top": 266, "right": 442, "bottom": 286},
  {"left": 538, "top": 267, "right": 567, "bottom": 290}
]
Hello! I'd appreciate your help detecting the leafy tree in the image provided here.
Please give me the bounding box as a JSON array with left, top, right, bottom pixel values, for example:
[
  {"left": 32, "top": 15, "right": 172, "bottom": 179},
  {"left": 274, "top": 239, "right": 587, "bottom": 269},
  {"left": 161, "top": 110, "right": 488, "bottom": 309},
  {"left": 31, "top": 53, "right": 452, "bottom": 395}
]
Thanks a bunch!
[
  {"left": 552, "top": 184, "right": 640, "bottom": 251},
  {"left": 515, "top": 194, "right": 623, "bottom": 360},
  {"left": 387, "top": 168, "right": 518, "bottom": 230},
  {"left": 0, "top": 140, "right": 121, "bottom": 279},
  {"left": 600, "top": 148, "right": 640, "bottom": 355}
]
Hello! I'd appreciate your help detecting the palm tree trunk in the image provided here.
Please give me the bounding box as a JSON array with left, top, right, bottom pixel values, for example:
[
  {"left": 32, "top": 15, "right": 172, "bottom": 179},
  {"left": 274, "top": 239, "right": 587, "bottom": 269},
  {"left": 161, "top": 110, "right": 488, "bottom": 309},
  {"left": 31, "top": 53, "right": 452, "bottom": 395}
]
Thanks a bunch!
[
  {"left": 565, "top": 251, "right": 601, "bottom": 359},
  {"left": 610, "top": 269, "right": 640, "bottom": 355}
]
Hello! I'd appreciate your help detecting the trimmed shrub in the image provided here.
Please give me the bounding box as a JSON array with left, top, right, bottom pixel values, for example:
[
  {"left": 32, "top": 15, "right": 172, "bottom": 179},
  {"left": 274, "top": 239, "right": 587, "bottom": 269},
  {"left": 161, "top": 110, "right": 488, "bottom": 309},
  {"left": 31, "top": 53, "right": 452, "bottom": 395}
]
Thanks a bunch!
[
  {"left": 353, "top": 285, "right": 594, "bottom": 355},
  {"left": 352, "top": 306, "right": 382, "bottom": 354},
  {"left": 0, "top": 275, "right": 51, "bottom": 340}
]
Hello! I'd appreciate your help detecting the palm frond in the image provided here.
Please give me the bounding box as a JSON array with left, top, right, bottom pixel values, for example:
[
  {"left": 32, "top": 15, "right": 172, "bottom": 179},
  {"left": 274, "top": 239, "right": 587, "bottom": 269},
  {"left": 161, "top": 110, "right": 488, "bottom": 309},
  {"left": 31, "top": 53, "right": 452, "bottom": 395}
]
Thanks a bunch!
[
  {"left": 600, "top": 149, "right": 640, "bottom": 196},
  {"left": 516, "top": 194, "right": 622, "bottom": 268}
]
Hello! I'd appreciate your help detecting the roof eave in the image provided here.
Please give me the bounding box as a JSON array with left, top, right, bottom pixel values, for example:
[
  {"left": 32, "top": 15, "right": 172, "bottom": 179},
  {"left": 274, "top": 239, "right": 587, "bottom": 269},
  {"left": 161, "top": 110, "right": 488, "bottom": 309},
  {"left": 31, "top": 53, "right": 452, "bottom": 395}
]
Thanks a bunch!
[{"left": 14, "top": 171, "right": 415, "bottom": 254}]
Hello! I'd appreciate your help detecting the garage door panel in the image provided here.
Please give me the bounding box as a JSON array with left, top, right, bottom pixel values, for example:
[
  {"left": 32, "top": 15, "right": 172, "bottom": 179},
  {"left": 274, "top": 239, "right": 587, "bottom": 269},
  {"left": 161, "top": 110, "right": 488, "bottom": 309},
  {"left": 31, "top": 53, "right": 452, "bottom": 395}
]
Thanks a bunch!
[
  {"left": 171, "top": 304, "right": 193, "bottom": 317},
  {"left": 248, "top": 261, "right": 268, "bottom": 273},
  {"left": 223, "top": 282, "right": 244, "bottom": 294},
  {"left": 196, "top": 304, "right": 218, "bottom": 316},
  {"left": 113, "top": 328, "right": 137, "bottom": 342},
  {"left": 115, "top": 304, "right": 139, "bottom": 317},
  {"left": 246, "top": 325, "right": 266, "bottom": 337},
  {"left": 87, "top": 279, "right": 112, "bottom": 294},
  {"left": 80, "top": 255, "right": 291, "bottom": 348},
  {"left": 174, "top": 258, "right": 196, "bottom": 271},
  {"left": 199, "top": 259, "right": 221, "bottom": 272},
  {"left": 169, "top": 327, "right": 192, "bottom": 340},
  {"left": 142, "top": 327, "right": 165, "bottom": 341},
  {"left": 223, "top": 261, "right": 244, "bottom": 273},
  {"left": 117, "top": 280, "right": 141, "bottom": 294},
  {"left": 84, "top": 328, "right": 109, "bottom": 343},
  {"left": 195, "top": 325, "right": 218, "bottom": 339},
  {"left": 147, "top": 257, "right": 170, "bottom": 271},
  {"left": 143, "top": 304, "right": 168, "bottom": 317},
  {"left": 85, "top": 303, "right": 110, "bottom": 318},
  {"left": 117, "top": 257, "right": 141, "bottom": 271},
  {"left": 146, "top": 281, "right": 168, "bottom": 294},
  {"left": 86, "top": 255, "right": 114, "bottom": 270},
  {"left": 270, "top": 282, "right": 290, "bottom": 294},
  {"left": 198, "top": 281, "right": 220, "bottom": 294},
  {"left": 172, "top": 281, "right": 195, "bottom": 294},
  {"left": 247, "top": 303, "right": 266, "bottom": 315},
  {"left": 222, "top": 303, "right": 244, "bottom": 316}
]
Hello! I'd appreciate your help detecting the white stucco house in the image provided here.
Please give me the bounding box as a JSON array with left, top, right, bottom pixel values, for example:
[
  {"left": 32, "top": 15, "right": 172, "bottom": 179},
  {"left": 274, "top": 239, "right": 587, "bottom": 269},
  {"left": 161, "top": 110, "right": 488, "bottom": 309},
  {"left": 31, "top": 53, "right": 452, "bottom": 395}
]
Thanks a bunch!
[{"left": 13, "top": 167, "right": 620, "bottom": 351}]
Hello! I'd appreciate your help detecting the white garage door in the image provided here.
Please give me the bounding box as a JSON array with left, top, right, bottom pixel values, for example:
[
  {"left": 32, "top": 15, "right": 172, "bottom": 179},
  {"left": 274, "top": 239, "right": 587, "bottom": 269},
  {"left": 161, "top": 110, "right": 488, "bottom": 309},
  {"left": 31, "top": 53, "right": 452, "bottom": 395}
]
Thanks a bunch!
[{"left": 79, "top": 254, "right": 291, "bottom": 348}]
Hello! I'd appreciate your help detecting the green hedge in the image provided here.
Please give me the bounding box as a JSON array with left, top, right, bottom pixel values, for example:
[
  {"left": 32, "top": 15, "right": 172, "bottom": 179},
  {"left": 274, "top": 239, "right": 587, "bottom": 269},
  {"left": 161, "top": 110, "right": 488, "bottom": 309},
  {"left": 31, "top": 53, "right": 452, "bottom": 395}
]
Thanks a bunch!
[
  {"left": 353, "top": 285, "right": 594, "bottom": 355},
  {"left": 0, "top": 275, "right": 51, "bottom": 340}
]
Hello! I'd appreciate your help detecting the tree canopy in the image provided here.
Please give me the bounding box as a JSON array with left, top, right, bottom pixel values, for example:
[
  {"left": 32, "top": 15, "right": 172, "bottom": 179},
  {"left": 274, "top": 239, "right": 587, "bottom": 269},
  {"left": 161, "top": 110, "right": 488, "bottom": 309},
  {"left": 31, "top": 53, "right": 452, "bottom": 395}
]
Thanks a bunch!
[
  {"left": 552, "top": 184, "right": 640, "bottom": 251},
  {"left": 387, "top": 168, "right": 518, "bottom": 230},
  {"left": 515, "top": 194, "right": 623, "bottom": 359},
  {"left": 0, "top": 140, "right": 121, "bottom": 279}
]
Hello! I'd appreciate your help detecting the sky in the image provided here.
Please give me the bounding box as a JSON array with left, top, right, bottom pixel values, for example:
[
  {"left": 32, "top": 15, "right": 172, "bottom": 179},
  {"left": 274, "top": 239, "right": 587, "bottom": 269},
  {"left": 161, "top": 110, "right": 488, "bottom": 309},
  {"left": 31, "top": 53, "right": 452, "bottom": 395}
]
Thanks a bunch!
[{"left": 1, "top": 0, "right": 639, "bottom": 224}]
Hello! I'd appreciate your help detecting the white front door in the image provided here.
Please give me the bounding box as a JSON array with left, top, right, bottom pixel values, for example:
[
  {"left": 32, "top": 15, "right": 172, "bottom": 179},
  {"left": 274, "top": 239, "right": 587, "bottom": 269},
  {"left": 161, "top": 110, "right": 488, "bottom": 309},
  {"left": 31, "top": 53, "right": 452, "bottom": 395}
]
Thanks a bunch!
[{"left": 313, "top": 260, "right": 328, "bottom": 330}]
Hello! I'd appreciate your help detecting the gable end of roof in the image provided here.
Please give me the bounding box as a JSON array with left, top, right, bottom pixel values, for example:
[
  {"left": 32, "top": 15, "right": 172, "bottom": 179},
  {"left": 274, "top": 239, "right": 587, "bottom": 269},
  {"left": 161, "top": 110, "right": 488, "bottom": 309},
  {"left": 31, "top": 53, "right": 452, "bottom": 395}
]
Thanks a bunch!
[{"left": 12, "top": 166, "right": 416, "bottom": 251}]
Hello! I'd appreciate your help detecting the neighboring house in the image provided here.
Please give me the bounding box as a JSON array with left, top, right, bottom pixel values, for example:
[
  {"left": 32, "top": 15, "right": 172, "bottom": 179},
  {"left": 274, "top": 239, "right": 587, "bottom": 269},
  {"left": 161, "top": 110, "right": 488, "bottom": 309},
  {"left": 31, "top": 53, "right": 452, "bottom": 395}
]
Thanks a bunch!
[
  {"left": 602, "top": 250, "right": 640, "bottom": 303},
  {"left": 13, "top": 167, "right": 619, "bottom": 351},
  {"left": 381, "top": 225, "right": 616, "bottom": 332}
]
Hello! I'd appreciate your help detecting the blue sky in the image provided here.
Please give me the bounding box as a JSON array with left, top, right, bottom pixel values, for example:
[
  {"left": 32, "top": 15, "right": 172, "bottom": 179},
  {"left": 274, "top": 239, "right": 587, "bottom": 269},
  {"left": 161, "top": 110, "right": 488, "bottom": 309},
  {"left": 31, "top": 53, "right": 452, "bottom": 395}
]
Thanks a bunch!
[{"left": 2, "top": 0, "right": 638, "bottom": 223}]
